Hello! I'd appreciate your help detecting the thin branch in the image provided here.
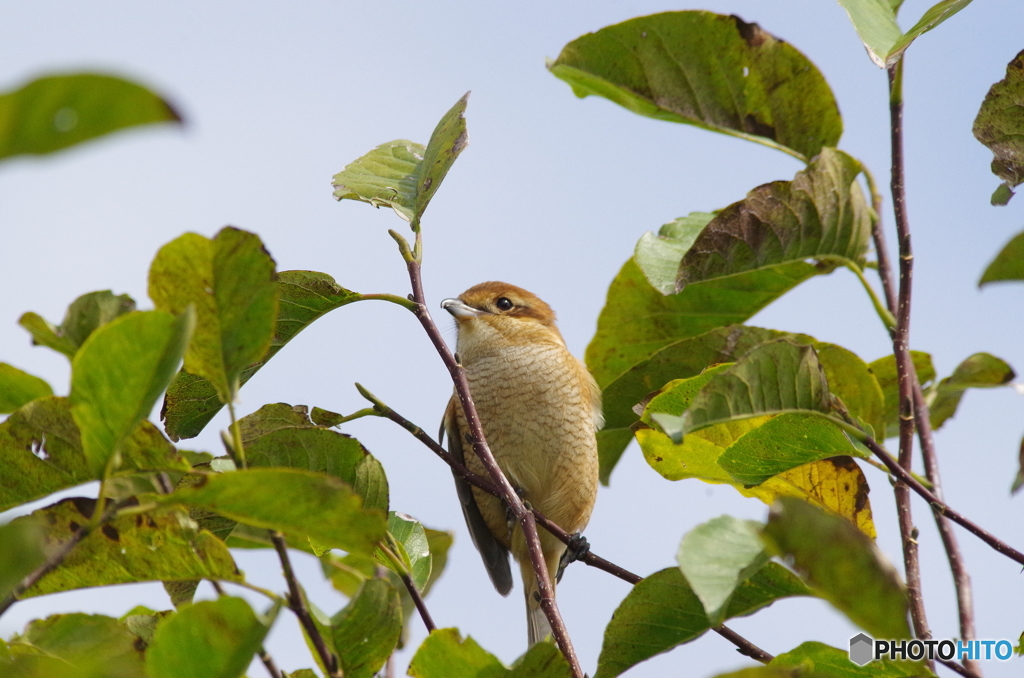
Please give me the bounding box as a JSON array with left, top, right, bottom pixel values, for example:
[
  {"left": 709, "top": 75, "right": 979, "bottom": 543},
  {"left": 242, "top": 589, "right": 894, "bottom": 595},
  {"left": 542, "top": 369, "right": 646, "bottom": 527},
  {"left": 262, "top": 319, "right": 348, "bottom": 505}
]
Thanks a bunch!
[
  {"left": 271, "top": 533, "right": 341, "bottom": 678},
  {"left": 712, "top": 624, "right": 774, "bottom": 663},
  {"left": 868, "top": 107, "right": 981, "bottom": 674},
  {"left": 398, "top": 572, "right": 436, "bottom": 633},
  {"left": 357, "top": 386, "right": 773, "bottom": 664},
  {"left": 860, "top": 435, "right": 1024, "bottom": 565},
  {"left": 938, "top": 657, "right": 982, "bottom": 678},
  {"left": 388, "top": 229, "right": 584, "bottom": 678},
  {"left": 887, "top": 60, "right": 931, "bottom": 650}
]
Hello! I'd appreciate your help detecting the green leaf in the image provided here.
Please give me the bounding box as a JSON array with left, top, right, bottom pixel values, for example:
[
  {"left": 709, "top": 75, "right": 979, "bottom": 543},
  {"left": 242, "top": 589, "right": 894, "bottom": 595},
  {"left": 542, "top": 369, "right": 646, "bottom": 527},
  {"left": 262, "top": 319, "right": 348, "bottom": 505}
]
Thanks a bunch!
[
  {"left": 835, "top": 0, "right": 903, "bottom": 68},
  {"left": 763, "top": 497, "right": 910, "bottom": 639},
  {"left": 867, "top": 352, "right": 935, "bottom": 438},
  {"left": 677, "top": 149, "right": 871, "bottom": 290},
  {"left": 240, "top": 403, "right": 389, "bottom": 512},
  {"left": 70, "top": 310, "right": 193, "bottom": 478},
  {"left": 333, "top": 93, "right": 469, "bottom": 228},
  {"left": 161, "top": 270, "right": 361, "bottom": 441},
  {"left": 549, "top": 11, "right": 841, "bottom": 161},
  {"left": 382, "top": 512, "right": 431, "bottom": 589},
  {"left": 330, "top": 140, "right": 424, "bottom": 221},
  {"left": 974, "top": 50, "right": 1024, "bottom": 205},
  {"left": 11, "top": 499, "right": 240, "bottom": 599},
  {"left": 408, "top": 628, "right": 505, "bottom": 677},
  {"left": 587, "top": 258, "right": 819, "bottom": 392},
  {"left": 19, "top": 290, "right": 136, "bottom": 359},
  {"left": 0, "top": 519, "right": 46, "bottom": 600},
  {"left": 0, "top": 396, "right": 189, "bottom": 513},
  {"left": 331, "top": 578, "right": 403, "bottom": 678},
  {"left": 681, "top": 340, "right": 839, "bottom": 438},
  {"left": 0, "top": 364, "right": 53, "bottom": 413},
  {"left": 887, "top": 0, "right": 975, "bottom": 66},
  {"left": 0, "top": 73, "right": 181, "bottom": 161},
  {"left": 676, "top": 516, "right": 769, "bottom": 625},
  {"left": 770, "top": 641, "right": 927, "bottom": 677},
  {"left": 929, "top": 353, "right": 1015, "bottom": 430},
  {"left": 633, "top": 213, "right": 712, "bottom": 295},
  {"left": 148, "top": 227, "right": 278, "bottom": 403},
  {"left": 598, "top": 324, "right": 799, "bottom": 483},
  {"left": 718, "top": 413, "right": 862, "bottom": 485},
  {"left": 816, "top": 343, "right": 886, "bottom": 439},
  {"left": 6, "top": 613, "right": 147, "bottom": 678},
  {"left": 157, "top": 468, "right": 386, "bottom": 556},
  {"left": 595, "top": 564, "right": 808, "bottom": 678},
  {"left": 407, "top": 628, "right": 571, "bottom": 678},
  {"left": 145, "top": 597, "right": 269, "bottom": 678},
  {"left": 980, "top": 229, "right": 1024, "bottom": 285},
  {"left": 413, "top": 93, "right": 470, "bottom": 228}
]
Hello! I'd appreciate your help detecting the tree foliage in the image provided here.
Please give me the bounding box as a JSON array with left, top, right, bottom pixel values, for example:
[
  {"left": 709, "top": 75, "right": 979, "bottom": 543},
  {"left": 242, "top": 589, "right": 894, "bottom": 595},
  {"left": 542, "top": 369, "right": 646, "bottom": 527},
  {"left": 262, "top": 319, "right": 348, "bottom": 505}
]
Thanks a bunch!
[{"left": 2, "top": 7, "right": 1022, "bottom": 678}]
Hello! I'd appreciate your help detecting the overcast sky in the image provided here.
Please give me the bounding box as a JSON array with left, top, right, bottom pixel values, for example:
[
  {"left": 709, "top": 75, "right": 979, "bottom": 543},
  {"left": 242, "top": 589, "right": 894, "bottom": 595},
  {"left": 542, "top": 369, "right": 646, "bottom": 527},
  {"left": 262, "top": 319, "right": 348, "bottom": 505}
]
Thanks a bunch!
[{"left": 1, "top": 1, "right": 1022, "bottom": 676}]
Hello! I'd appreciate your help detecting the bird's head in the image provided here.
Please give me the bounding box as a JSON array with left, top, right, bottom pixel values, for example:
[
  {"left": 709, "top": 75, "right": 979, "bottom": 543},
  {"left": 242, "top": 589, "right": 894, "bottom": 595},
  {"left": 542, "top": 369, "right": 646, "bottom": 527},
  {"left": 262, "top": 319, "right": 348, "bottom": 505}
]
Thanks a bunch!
[{"left": 441, "top": 282, "right": 565, "bottom": 356}]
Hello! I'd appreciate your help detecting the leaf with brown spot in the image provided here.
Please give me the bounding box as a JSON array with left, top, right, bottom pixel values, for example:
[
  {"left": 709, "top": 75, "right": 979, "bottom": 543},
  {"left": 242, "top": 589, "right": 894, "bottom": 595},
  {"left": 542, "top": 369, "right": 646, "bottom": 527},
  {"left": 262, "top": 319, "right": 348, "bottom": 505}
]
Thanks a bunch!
[{"left": 11, "top": 499, "right": 240, "bottom": 598}]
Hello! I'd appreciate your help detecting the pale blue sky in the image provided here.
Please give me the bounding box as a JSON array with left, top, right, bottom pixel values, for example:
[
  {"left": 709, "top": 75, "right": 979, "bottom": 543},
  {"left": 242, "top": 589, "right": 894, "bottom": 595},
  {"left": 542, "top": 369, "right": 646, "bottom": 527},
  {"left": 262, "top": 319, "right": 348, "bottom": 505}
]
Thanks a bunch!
[{"left": 1, "top": 2, "right": 1022, "bottom": 676}]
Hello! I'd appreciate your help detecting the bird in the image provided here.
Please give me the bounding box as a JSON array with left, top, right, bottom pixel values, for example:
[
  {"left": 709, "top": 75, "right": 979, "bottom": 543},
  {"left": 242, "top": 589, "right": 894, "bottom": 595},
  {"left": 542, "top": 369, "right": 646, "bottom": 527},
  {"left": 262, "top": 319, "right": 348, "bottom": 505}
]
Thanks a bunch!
[{"left": 439, "top": 281, "right": 602, "bottom": 647}]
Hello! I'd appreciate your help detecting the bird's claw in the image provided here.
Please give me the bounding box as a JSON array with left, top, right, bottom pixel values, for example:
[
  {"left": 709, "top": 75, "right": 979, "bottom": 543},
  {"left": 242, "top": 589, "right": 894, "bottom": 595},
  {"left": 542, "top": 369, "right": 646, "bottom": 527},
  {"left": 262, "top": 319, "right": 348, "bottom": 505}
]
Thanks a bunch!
[{"left": 556, "top": 532, "right": 590, "bottom": 582}]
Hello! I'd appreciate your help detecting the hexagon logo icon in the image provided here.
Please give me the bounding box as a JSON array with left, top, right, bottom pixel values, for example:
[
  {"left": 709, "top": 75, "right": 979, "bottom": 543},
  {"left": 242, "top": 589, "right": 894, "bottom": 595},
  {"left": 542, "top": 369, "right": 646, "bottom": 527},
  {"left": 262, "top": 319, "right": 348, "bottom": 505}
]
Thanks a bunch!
[{"left": 849, "top": 633, "right": 874, "bottom": 666}]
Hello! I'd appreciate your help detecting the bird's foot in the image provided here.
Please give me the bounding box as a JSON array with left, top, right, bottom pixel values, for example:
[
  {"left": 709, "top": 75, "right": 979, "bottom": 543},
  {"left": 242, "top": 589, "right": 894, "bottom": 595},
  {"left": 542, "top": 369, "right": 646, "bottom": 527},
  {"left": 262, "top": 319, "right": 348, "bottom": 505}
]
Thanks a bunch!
[{"left": 556, "top": 532, "right": 590, "bottom": 582}]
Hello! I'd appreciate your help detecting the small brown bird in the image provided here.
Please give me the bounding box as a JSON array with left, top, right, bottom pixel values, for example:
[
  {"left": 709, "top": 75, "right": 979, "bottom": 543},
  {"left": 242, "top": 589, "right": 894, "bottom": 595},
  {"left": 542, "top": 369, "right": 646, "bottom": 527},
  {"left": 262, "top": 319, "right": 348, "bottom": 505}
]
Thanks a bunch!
[{"left": 440, "top": 281, "right": 601, "bottom": 646}]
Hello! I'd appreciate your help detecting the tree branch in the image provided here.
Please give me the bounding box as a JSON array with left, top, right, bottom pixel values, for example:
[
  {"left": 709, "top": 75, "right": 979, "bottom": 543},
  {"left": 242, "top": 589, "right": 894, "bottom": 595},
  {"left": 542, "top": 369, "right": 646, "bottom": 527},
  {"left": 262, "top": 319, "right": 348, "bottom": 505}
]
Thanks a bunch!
[
  {"left": 356, "top": 385, "right": 773, "bottom": 664},
  {"left": 868, "top": 165, "right": 978, "bottom": 678},
  {"left": 868, "top": 102, "right": 980, "bottom": 675},
  {"left": 271, "top": 533, "right": 341, "bottom": 678},
  {"left": 887, "top": 60, "right": 931, "bottom": 651},
  {"left": 398, "top": 571, "right": 436, "bottom": 633},
  {"left": 860, "top": 435, "right": 1024, "bottom": 565}
]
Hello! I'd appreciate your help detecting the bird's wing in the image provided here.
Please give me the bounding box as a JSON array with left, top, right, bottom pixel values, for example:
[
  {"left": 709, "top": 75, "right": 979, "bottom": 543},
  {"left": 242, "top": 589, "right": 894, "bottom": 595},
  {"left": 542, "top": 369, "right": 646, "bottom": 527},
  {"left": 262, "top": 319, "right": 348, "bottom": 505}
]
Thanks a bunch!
[{"left": 442, "top": 396, "right": 513, "bottom": 596}]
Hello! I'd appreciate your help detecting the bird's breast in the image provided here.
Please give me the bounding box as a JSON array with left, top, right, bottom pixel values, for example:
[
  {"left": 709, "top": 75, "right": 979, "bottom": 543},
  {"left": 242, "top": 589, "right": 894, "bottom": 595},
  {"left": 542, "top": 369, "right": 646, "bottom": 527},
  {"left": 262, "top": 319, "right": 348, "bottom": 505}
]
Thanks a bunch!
[{"left": 459, "top": 341, "right": 598, "bottom": 527}]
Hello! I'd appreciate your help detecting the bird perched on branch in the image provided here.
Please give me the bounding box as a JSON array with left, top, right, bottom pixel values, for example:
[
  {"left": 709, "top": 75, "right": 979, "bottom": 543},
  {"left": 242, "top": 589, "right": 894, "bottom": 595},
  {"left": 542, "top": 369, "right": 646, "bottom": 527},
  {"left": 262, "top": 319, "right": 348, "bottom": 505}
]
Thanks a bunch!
[{"left": 440, "top": 281, "right": 601, "bottom": 646}]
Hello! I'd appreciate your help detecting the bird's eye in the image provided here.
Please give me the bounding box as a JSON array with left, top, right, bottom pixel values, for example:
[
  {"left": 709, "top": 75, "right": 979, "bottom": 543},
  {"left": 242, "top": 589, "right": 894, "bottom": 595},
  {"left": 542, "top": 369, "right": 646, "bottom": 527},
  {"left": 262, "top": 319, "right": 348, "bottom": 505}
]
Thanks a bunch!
[{"left": 495, "top": 297, "right": 514, "bottom": 311}]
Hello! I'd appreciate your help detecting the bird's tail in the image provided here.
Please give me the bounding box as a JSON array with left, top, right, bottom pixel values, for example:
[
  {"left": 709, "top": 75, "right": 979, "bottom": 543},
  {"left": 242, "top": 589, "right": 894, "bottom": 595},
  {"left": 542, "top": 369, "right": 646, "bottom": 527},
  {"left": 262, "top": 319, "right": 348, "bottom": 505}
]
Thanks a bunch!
[{"left": 521, "top": 553, "right": 560, "bottom": 646}]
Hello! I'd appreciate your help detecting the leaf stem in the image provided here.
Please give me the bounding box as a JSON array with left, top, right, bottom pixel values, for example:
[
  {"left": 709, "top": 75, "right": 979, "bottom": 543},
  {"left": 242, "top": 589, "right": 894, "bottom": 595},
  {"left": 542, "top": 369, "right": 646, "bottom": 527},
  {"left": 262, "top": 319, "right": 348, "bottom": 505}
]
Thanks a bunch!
[
  {"left": 355, "top": 385, "right": 773, "bottom": 664},
  {"left": 226, "top": 399, "right": 247, "bottom": 469},
  {"left": 359, "top": 293, "right": 419, "bottom": 311},
  {"left": 844, "top": 261, "right": 897, "bottom": 330},
  {"left": 329, "top": 407, "right": 381, "bottom": 426},
  {"left": 271, "top": 532, "right": 342, "bottom": 678},
  {"left": 377, "top": 542, "right": 437, "bottom": 633}
]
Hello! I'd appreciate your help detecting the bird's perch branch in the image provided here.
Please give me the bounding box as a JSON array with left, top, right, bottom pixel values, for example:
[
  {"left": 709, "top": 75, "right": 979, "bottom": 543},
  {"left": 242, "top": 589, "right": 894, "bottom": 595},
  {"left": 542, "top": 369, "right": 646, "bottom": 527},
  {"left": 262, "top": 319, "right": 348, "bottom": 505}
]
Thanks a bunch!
[
  {"left": 387, "top": 228, "right": 584, "bottom": 678},
  {"left": 356, "top": 384, "right": 774, "bottom": 665}
]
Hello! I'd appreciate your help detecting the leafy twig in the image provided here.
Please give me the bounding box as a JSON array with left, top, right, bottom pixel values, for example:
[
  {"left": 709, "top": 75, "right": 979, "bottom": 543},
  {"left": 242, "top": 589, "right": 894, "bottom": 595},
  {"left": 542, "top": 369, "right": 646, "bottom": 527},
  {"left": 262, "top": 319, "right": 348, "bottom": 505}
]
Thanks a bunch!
[
  {"left": 356, "top": 385, "right": 773, "bottom": 664},
  {"left": 399, "top": 571, "right": 436, "bottom": 633},
  {"left": 387, "top": 228, "right": 585, "bottom": 678},
  {"left": 271, "top": 533, "right": 341, "bottom": 678}
]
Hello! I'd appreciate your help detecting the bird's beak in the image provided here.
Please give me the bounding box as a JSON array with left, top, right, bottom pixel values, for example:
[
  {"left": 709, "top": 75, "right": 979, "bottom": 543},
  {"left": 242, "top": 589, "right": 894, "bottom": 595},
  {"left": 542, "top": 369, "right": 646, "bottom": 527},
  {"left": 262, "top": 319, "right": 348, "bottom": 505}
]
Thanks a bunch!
[{"left": 441, "top": 298, "right": 484, "bottom": 319}]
